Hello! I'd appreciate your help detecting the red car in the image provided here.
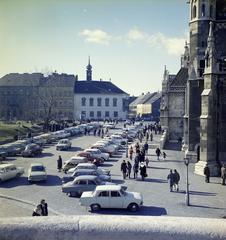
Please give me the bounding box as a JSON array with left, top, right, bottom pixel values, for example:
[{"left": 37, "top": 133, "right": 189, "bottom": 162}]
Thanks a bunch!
[{"left": 77, "top": 152, "right": 104, "bottom": 165}]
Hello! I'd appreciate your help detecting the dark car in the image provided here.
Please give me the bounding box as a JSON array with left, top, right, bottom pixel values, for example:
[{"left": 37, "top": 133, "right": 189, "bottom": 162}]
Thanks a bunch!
[{"left": 21, "top": 144, "right": 42, "bottom": 157}]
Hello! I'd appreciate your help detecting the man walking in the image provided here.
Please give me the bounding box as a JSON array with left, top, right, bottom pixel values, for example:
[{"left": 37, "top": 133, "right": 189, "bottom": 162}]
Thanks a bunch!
[
  {"left": 144, "top": 141, "right": 149, "bottom": 155},
  {"left": 221, "top": 164, "right": 226, "bottom": 185},
  {"left": 173, "top": 169, "right": 180, "bottom": 191},
  {"left": 139, "top": 162, "right": 147, "bottom": 181},
  {"left": 167, "top": 169, "right": 174, "bottom": 192},
  {"left": 127, "top": 161, "right": 132, "bottom": 178},
  {"left": 38, "top": 199, "right": 48, "bottom": 216},
  {"left": 121, "top": 160, "right": 127, "bottom": 180},
  {"left": 57, "top": 155, "right": 62, "bottom": 172},
  {"left": 155, "top": 147, "right": 161, "bottom": 160},
  {"left": 133, "top": 162, "right": 139, "bottom": 179},
  {"left": 204, "top": 165, "right": 210, "bottom": 183}
]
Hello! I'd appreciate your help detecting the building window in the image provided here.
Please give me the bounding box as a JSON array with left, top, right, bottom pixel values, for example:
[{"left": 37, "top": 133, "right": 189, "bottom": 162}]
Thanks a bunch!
[
  {"left": 193, "top": 5, "right": 197, "bottom": 18},
  {"left": 113, "top": 98, "right": 117, "bottom": 107},
  {"left": 105, "top": 111, "right": 109, "bottom": 118},
  {"left": 97, "top": 98, "right": 102, "bottom": 106},
  {"left": 89, "top": 98, "right": 94, "bottom": 106},
  {"left": 81, "top": 111, "right": 86, "bottom": 118},
  {"left": 201, "top": 4, "right": 205, "bottom": 17},
  {"left": 114, "top": 111, "right": 118, "bottom": 118},
  {"left": 81, "top": 97, "right": 86, "bottom": 106},
  {"left": 210, "top": 5, "right": 213, "bottom": 18},
  {"left": 90, "top": 111, "right": 94, "bottom": 118},
  {"left": 105, "top": 98, "right": 109, "bottom": 107},
  {"left": 97, "top": 111, "right": 101, "bottom": 118}
]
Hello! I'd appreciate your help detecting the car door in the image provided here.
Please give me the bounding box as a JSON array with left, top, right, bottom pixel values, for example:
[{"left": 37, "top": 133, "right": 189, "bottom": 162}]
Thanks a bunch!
[
  {"left": 96, "top": 191, "right": 110, "bottom": 208},
  {"left": 110, "top": 191, "right": 123, "bottom": 208},
  {"left": 77, "top": 180, "right": 87, "bottom": 193},
  {"left": 87, "top": 180, "right": 98, "bottom": 191}
]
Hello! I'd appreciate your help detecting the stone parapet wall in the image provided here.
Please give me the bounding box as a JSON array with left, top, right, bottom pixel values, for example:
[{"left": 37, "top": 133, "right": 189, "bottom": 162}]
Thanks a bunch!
[{"left": 1, "top": 216, "right": 225, "bottom": 240}]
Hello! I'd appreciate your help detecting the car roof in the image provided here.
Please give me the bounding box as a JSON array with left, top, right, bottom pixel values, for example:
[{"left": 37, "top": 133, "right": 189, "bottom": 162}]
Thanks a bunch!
[
  {"left": 74, "top": 175, "right": 98, "bottom": 181},
  {"left": 30, "top": 163, "right": 44, "bottom": 167},
  {"left": 0, "top": 163, "right": 15, "bottom": 168},
  {"left": 95, "top": 185, "right": 121, "bottom": 191},
  {"left": 77, "top": 163, "right": 95, "bottom": 167},
  {"left": 85, "top": 149, "right": 98, "bottom": 151},
  {"left": 74, "top": 169, "right": 96, "bottom": 173},
  {"left": 70, "top": 156, "right": 86, "bottom": 160}
]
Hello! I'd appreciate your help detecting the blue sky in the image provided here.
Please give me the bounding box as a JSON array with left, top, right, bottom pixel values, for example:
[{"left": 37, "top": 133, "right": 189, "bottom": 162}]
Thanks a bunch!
[{"left": 0, "top": 0, "right": 189, "bottom": 95}]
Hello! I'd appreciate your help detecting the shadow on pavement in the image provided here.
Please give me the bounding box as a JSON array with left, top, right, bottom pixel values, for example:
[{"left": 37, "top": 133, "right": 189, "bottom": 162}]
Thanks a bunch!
[
  {"left": 35, "top": 175, "right": 62, "bottom": 186},
  {"left": 0, "top": 176, "right": 30, "bottom": 188},
  {"left": 177, "top": 190, "right": 217, "bottom": 196},
  {"left": 190, "top": 204, "right": 225, "bottom": 210},
  {"left": 111, "top": 179, "right": 125, "bottom": 184},
  {"left": 150, "top": 166, "right": 170, "bottom": 170},
  {"left": 142, "top": 178, "right": 168, "bottom": 183},
  {"left": 38, "top": 152, "right": 54, "bottom": 158},
  {"left": 65, "top": 147, "right": 83, "bottom": 152},
  {"left": 101, "top": 163, "right": 113, "bottom": 167},
  {"left": 164, "top": 142, "right": 181, "bottom": 151},
  {"left": 92, "top": 205, "right": 167, "bottom": 216}
]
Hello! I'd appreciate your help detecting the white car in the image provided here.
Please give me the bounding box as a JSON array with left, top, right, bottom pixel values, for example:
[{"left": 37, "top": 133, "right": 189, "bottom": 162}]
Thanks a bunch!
[
  {"left": 28, "top": 163, "right": 47, "bottom": 182},
  {"left": 67, "top": 163, "right": 110, "bottom": 175},
  {"left": 80, "top": 185, "right": 143, "bottom": 212},
  {"left": 91, "top": 143, "right": 116, "bottom": 156},
  {"left": 0, "top": 164, "right": 24, "bottom": 183},
  {"left": 62, "top": 156, "right": 88, "bottom": 173},
  {"left": 84, "top": 149, "right": 109, "bottom": 161},
  {"left": 56, "top": 139, "right": 72, "bottom": 151}
]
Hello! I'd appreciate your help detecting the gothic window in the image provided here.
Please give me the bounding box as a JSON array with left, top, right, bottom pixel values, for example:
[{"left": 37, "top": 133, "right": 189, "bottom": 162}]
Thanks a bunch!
[
  {"left": 81, "top": 97, "right": 86, "bottom": 106},
  {"left": 89, "top": 98, "right": 94, "bottom": 106},
  {"left": 105, "top": 98, "right": 109, "bottom": 107},
  {"left": 193, "top": 5, "right": 197, "bottom": 18},
  {"left": 210, "top": 5, "right": 213, "bottom": 18},
  {"left": 201, "top": 4, "right": 205, "bottom": 17},
  {"left": 113, "top": 98, "right": 117, "bottom": 107},
  {"left": 219, "top": 59, "right": 226, "bottom": 72},
  {"left": 97, "top": 98, "right": 102, "bottom": 106}
]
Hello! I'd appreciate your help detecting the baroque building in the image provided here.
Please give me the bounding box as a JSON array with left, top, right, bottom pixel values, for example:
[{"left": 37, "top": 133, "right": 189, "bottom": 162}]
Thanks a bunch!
[
  {"left": 0, "top": 73, "right": 76, "bottom": 122},
  {"left": 74, "top": 59, "right": 129, "bottom": 120},
  {"left": 184, "top": 0, "right": 226, "bottom": 176},
  {"left": 160, "top": 43, "right": 189, "bottom": 143}
]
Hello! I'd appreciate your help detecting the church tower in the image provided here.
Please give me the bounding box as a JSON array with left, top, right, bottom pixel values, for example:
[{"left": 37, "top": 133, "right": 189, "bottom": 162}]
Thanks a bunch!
[
  {"left": 185, "top": 0, "right": 216, "bottom": 160},
  {"left": 86, "top": 57, "right": 92, "bottom": 81}
]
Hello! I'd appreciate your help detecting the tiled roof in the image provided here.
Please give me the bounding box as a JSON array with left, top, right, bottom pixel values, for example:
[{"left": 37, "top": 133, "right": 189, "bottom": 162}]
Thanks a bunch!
[
  {"left": 143, "top": 92, "right": 161, "bottom": 104},
  {"left": 74, "top": 80, "right": 127, "bottom": 94},
  {"left": 169, "top": 68, "right": 188, "bottom": 87}
]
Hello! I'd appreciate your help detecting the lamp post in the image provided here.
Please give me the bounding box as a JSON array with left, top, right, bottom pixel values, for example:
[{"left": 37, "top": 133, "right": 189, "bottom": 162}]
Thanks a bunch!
[{"left": 184, "top": 157, "right": 190, "bottom": 206}]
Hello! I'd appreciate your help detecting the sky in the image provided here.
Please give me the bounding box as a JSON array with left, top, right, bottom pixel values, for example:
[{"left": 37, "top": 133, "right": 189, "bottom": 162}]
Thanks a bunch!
[{"left": 0, "top": 0, "right": 189, "bottom": 96}]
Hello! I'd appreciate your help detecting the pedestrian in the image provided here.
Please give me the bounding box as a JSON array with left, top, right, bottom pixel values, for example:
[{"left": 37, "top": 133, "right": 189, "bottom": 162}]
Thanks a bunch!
[
  {"left": 121, "top": 160, "right": 127, "bottom": 180},
  {"left": 38, "top": 199, "right": 48, "bottom": 216},
  {"left": 173, "top": 169, "right": 180, "bottom": 191},
  {"left": 203, "top": 165, "right": 210, "bottom": 183},
  {"left": 57, "top": 155, "right": 62, "bottom": 172},
  {"left": 162, "top": 152, "right": 167, "bottom": 160},
  {"left": 127, "top": 161, "right": 132, "bottom": 178},
  {"left": 150, "top": 132, "right": 153, "bottom": 141},
  {"left": 129, "top": 146, "right": 134, "bottom": 160},
  {"left": 134, "top": 153, "right": 140, "bottom": 165},
  {"left": 155, "top": 147, "right": 161, "bottom": 160},
  {"left": 133, "top": 162, "right": 139, "bottom": 179},
  {"left": 145, "top": 157, "right": 149, "bottom": 167},
  {"left": 144, "top": 141, "right": 148, "bottom": 155},
  {"left": 139, "top": 162, "right": 147, "bottom": 181},
  {"left": 139, "top": 150, "right": 145, "bottom": 162},
  {"left": 101, "top": 128, "right": 104, "bottom": 138},
  {"left": 167, "top": 169, "right": 174, "bottom": 192},
  {"left": 32, "top": 205, "right": 42, "bottom": 216},
  {"left": 221, "top": 164, "right": 226, "bottom": 185},
  {"left": 146, "top": 132, "right": 149, "bottom": 142}
]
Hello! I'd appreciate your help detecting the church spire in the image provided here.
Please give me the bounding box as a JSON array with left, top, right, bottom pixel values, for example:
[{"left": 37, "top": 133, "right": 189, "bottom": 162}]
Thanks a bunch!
[
  {"left": 205, "top": 21, "right": 217, "bottom": 73},
  {"left": 86, "top": 56, "right": 92, "bottom": 81}
]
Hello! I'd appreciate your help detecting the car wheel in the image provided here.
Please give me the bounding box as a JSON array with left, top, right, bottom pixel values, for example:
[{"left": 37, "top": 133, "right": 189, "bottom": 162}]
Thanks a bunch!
[
  {"left": 90, "top": 204, "right": 101, "bottom": 212},
  {"left": 128, "top": 203, "right": 139, "bottom": 212}
]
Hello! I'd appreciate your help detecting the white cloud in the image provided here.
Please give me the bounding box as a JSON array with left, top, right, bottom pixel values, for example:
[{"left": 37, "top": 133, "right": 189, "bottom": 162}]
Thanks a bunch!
[
  {"left": 79, "top": 29, "right": 112, "bottom": 45},
  {"left": 79, "top": 27, "right": 187, "bottom": 55}
]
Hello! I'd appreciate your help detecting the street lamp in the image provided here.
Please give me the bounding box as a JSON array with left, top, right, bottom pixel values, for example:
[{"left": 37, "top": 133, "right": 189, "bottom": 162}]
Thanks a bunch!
[{"left": 184, "top": 157, "right": 190, "bottom": 206}]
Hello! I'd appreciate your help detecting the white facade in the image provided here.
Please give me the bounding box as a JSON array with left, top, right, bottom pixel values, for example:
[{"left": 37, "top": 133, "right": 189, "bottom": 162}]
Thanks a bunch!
[{"left": 74, "top": 93, "right": 128, "bottom": 120}]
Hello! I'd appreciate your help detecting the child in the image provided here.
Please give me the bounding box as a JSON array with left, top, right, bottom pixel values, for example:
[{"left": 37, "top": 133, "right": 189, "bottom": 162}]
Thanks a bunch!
[
  {"left": 145, "top": 157, "right": 149, "bottom": 167},
  {"left": 163, "top": 152, "right": 167, "bottom": 160}
]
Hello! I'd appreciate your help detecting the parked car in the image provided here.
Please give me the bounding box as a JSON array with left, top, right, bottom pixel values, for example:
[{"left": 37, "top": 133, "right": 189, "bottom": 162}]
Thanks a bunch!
[
  {"left": 84, "top": 149, "right": 109, "bottom": 161},
  {"left": 21, "top": 144, "right": 42, "bottom": 157},
  {"left": 0, "top": 163, "right": 24, "bottom": 183},
  {"left": 110, "top": 134, "right": 127, "bottom": 145},
  {"left": 56, "top": 139, "right": 72, "bottom": 151},
  {"left": 28, "top": 163, "right": 47, "bottom": 183},
  {"left": 62, "top": 156, "right": 88, "bottom": 173},
  {"left": 77, "top": 151, "right": 104, "bottom": 165},
  {"left": 62, "top": 168, "right": 111, "bottom": 184},
  {"left": 0, "top": 149, "right": 7, "bottom": 162},
  {"left": 91, "top": 143, "right": 116, "bottom": 156},
  {"left": 67, "top": 162, "right": 110, "bottom": 175},
  {"left": 80, "top": 185, "right": 143, "bottom": 212},
  {"left": 62, "top": 175, "right": 114, "bottom": 197}
]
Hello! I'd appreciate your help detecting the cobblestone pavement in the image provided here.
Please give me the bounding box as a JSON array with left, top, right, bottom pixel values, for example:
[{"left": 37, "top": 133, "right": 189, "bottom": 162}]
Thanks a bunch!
[{"left": 1, "top": 127, "right": 226, "bottom": 219}]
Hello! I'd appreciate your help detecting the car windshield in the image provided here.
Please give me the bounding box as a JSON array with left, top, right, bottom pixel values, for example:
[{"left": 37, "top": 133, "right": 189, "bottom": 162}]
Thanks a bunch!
[{"left": 31, "top": 166, "right": 44, "bottom": 171}]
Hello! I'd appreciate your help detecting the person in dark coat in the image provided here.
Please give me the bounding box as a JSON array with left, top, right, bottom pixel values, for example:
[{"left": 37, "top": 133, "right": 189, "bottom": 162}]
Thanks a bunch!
[
  {"left": 204, "top": 165, "right": 210, "bottom": 183},
  {"left": 57, "top": 155, "right": 63, "bottom": 172},
  {"left": 133, "top": 162, "right": 139, "bottom": 179},
  {"left": 139, "top": 162, "right": 147, "bottom": 181},
  {"left": 127, "top": 161, "right": 132, "bottom": 178},
  {"left": 173, "top": 169, "right": 180, "bottom": 191},
  {"left": 155, "top": 147, "right": 161, "bottom": 160},
  {"left": 144, "top": 142, "right": 148, "bottom": 155},
  {"left": 39, "top": 199, "right": 48, "bottom": 216},
  {"left": 121, "top": 160, "right": 127, "bottom": 179},
  {"left": 167, "top": 169, "right": 174, "bottom": 192}
]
